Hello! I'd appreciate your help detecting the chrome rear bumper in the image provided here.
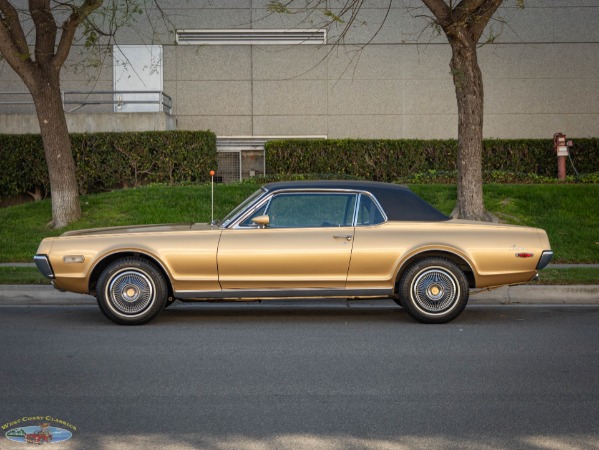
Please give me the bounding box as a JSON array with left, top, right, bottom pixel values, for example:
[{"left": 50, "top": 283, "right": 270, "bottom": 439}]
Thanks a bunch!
[{"left": 536, "top": 250, "right": 553, "bottom": 270}]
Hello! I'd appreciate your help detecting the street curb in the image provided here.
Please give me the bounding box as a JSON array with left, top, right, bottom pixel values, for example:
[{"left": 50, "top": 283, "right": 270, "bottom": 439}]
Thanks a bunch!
[
  {"left": 467, "top": 284, "right": 599, "bottom": 304},
  {"left": 0, "top": 285, "right": 92, "bottom": 305},
  {"left": 0, "top": 284, "right": 598, "bottom": 306}
]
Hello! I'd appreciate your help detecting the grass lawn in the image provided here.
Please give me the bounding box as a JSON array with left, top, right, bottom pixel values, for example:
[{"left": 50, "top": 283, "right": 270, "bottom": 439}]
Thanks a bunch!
[
  {"left": 1, "top": 182, "right": 598, "bottom": 264},
  {"left": 536, "top": 268, "right": 599, "bottom": 285},
  {"left": 0, "top": 266, "right": 50, "bottom": 285}
]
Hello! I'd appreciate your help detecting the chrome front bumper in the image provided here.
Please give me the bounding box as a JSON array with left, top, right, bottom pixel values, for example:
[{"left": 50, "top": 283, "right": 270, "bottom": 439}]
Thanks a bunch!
[{"left": 34, "top": 255, "right": 55, "bottom": 279}]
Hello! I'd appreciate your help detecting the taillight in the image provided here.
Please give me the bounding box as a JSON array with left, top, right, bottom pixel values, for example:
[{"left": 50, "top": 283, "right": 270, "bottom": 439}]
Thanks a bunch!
[{"left": 516, "top": 252, "right": 534, "bottom": 258}]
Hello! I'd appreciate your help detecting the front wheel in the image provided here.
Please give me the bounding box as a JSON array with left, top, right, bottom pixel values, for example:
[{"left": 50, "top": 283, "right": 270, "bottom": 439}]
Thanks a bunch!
[
  {"left": 398, "top": 258, "right": 469, "bottom": 324},
  {"left": 96, "top": 257, "right": 168, "bottom": 325}
]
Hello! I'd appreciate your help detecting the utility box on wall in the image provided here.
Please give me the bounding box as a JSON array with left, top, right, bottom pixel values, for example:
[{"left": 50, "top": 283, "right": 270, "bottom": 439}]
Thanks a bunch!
[
  {"left": 216, "top": 138, "right": 266, "bottom": 183},
  {"left": 113, "top": 45, "right": 164, "bottom": 113}
]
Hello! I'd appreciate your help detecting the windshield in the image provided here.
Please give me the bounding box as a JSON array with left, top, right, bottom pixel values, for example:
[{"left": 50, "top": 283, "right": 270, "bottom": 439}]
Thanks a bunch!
[{"left": 220, "top": 188, "right": 266, "bottom": 227}]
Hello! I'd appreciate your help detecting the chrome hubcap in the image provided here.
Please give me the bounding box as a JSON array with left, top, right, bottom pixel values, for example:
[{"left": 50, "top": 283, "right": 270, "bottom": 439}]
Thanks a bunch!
[
  {"left": 412, "top": 268, "right": 458, "bottom": 313},
  {"left": 107, "top": 270, "right": 154, "bottom": 315},
  {"left": 122, "top": 285, "right": 140, "bottom": 302}
]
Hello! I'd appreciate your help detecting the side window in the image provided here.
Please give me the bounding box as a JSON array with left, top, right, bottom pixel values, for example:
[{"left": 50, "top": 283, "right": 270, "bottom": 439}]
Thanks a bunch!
[
  {"left": 265, "top": 193, "right": 357, "bottom": 228},
  {"left": 356, "top": 195, "right": 385, "bottom": 226}
]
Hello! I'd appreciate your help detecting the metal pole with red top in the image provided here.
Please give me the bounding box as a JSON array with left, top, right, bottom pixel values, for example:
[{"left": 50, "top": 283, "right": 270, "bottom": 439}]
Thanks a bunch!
[{"left": 210, "top": 170, "right": 215, "bottom": 226}]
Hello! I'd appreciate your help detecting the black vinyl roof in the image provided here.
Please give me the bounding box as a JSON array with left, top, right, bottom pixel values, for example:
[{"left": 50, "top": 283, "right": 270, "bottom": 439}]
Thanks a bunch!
[{"left": 263, "top": 181, "right": 450, "bottom": 222}]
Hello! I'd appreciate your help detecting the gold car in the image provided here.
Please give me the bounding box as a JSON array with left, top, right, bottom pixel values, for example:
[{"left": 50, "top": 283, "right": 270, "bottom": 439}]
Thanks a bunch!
[{"left": 34, "top": 181, "right": 553, "bottom": 325}]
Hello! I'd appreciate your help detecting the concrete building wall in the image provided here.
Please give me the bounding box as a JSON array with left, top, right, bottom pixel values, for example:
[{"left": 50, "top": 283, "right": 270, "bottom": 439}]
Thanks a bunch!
[
  {"left": 1, "top": 1, "right": 598, "bottom": 138},
  {"left": 0, "top": 113, "right": 176, "bottom": 134}
]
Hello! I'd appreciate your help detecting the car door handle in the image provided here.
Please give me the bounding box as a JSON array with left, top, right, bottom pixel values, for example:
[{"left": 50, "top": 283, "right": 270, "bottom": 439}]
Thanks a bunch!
[{"left": 333, "top": 235, "right": 353, "bottom": 241}]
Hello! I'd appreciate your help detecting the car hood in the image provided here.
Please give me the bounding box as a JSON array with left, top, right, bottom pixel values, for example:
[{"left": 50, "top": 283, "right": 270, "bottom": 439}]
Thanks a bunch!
[{"left": 61, "top": 223, "right": 213, "bottom": 237}]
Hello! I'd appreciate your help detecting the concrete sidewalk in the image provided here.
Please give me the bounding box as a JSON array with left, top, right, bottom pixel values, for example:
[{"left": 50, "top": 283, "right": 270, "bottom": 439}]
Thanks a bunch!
[{"left": 0, "top": 284, "right": 598, "bottom": 306}]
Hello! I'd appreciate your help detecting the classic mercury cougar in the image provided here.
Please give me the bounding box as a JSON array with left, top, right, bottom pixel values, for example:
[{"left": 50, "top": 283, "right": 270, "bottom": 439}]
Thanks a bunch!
[{"left": 34, "top": 181, "right": 553, "bottom": 325}]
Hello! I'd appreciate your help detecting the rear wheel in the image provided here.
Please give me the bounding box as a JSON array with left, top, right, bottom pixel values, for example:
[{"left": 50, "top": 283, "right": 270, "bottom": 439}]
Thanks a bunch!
[
  {"left": 96, "top": 257, "right": 167, "bottom": 325},
  {"left": 399, "top": 258, "right": 469, "bottom": 324}
]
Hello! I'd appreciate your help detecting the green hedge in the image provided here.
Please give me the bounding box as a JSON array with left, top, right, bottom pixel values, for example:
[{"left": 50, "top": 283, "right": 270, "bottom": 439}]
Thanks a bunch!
[
  {"left": 265, "top": 138, "right": 599, "bottom": 181},
  {"left": 0, "top": 131, "right": 217, "bottom": 199}
]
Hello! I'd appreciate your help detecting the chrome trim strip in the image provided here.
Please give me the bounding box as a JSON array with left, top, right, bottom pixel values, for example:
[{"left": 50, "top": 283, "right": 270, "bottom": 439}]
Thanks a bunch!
[
  {"left": 174, "top": 287, "right": 394, "bottom": 300},
  {"left": 369, "top": 193, "right": 387, "bottom": 223},
  {"left": 355, "top": 192, "right": 388, "bottom": 226},
  {"left": 353, "top": 193, "right": 361, "bottom": 226},
  {"left": 536, "top": 250, "right": 554, "bottom": 270},
  {"left": 34, "top": 255, "right": 55, "bottom": 279}
]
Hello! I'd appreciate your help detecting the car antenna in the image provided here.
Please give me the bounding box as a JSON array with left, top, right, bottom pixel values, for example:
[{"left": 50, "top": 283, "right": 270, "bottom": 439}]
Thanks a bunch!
[{"left": 210, "top": 170, "right": 215, "bottom": 227}]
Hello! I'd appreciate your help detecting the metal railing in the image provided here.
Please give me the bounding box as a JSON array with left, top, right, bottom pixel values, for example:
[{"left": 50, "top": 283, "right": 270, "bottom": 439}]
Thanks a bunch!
[
  {"left": 0, "top": 91, "right": 173, "bottom": 114},
  {"left": 0, "top": 92, "right": 34, "bottom": 105},
  {"left": 64, "top": 90, "right": 172, "bottom": 114}
]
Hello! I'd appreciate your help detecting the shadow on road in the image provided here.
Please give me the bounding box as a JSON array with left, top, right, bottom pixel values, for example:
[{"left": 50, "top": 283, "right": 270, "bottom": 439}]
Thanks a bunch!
[{"left": 2, "top": 302, "right": 598, "bottom": 328}]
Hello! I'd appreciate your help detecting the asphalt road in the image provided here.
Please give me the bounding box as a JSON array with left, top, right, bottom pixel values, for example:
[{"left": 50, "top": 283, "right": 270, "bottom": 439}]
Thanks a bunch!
[{"left": 1, "top": 302, "right": 598, "bottom": 450}]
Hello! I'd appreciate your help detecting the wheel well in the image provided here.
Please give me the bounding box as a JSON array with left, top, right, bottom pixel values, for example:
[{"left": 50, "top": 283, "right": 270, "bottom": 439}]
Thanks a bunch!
[
  {"left": 88, "top": 252, "right": 173, "bottom": 297},
  {"left": 395, "top": 251, "right": 476, "bottom": 292}
]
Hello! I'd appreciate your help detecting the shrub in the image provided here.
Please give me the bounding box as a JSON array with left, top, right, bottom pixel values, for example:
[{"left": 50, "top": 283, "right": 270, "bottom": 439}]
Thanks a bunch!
[
  {"left": 0, "top": 131, "right": 217, "bottom": 200},
  {"left": 265, "top": 138, "right": 599, "bottom": 182}
]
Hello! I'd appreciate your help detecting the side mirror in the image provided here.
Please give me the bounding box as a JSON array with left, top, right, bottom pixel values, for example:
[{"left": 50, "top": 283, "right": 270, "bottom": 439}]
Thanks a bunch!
[{"left": 251, "top": 215, "right": 270, "bottom": 228}]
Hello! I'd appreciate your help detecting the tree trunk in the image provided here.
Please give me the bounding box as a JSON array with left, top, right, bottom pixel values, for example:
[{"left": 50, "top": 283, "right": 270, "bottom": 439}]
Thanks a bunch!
[
  {"left": 31, "top": 73, "right": 81, "bottom": 228},
  {"left": 448, "top": 33, "right": 492, "bottom": 221}
]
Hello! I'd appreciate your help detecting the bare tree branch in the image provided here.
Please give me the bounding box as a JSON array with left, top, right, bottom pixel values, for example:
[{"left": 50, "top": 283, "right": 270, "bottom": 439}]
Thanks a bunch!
[
  {"left": 466, "top": 0, "right": 503, "bottom": 42},
  {"left": 55, "top": 0, "right": 103, "bottom": 68},
  {"left": 0, "top": 0, "right": 30, "bottom": 56},
  {"left": 421, "top": 0, "right": 452, "bottom": 27},
  {"left": 30, "top": 0, "right": 57, "bottom": 66},
  {"left": 453, "top": 0, "right": 489, "bottom": 19},
  {"left": 0, "top": 1, "right": 36, "bottom": 83}
]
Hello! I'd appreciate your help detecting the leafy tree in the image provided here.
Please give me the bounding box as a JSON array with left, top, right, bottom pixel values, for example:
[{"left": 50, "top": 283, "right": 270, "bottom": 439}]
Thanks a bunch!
[
  {"left": 0, "top": 1, "right": 165, "bottom": 227},
  {"left": 421, "top": 0, "right": 509, "bottom": 220},
  {"left": 268, "top": 0, "right": 524, "bottom": 221}
]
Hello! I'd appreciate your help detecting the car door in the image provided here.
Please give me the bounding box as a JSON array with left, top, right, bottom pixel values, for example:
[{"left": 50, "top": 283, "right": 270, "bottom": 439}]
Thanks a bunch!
[
  {"left": 217, "top": 192, "right": 357, "bottom": 290},
  {"left": 345, "top": 193, "right": 404, "bottom": 289}
]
